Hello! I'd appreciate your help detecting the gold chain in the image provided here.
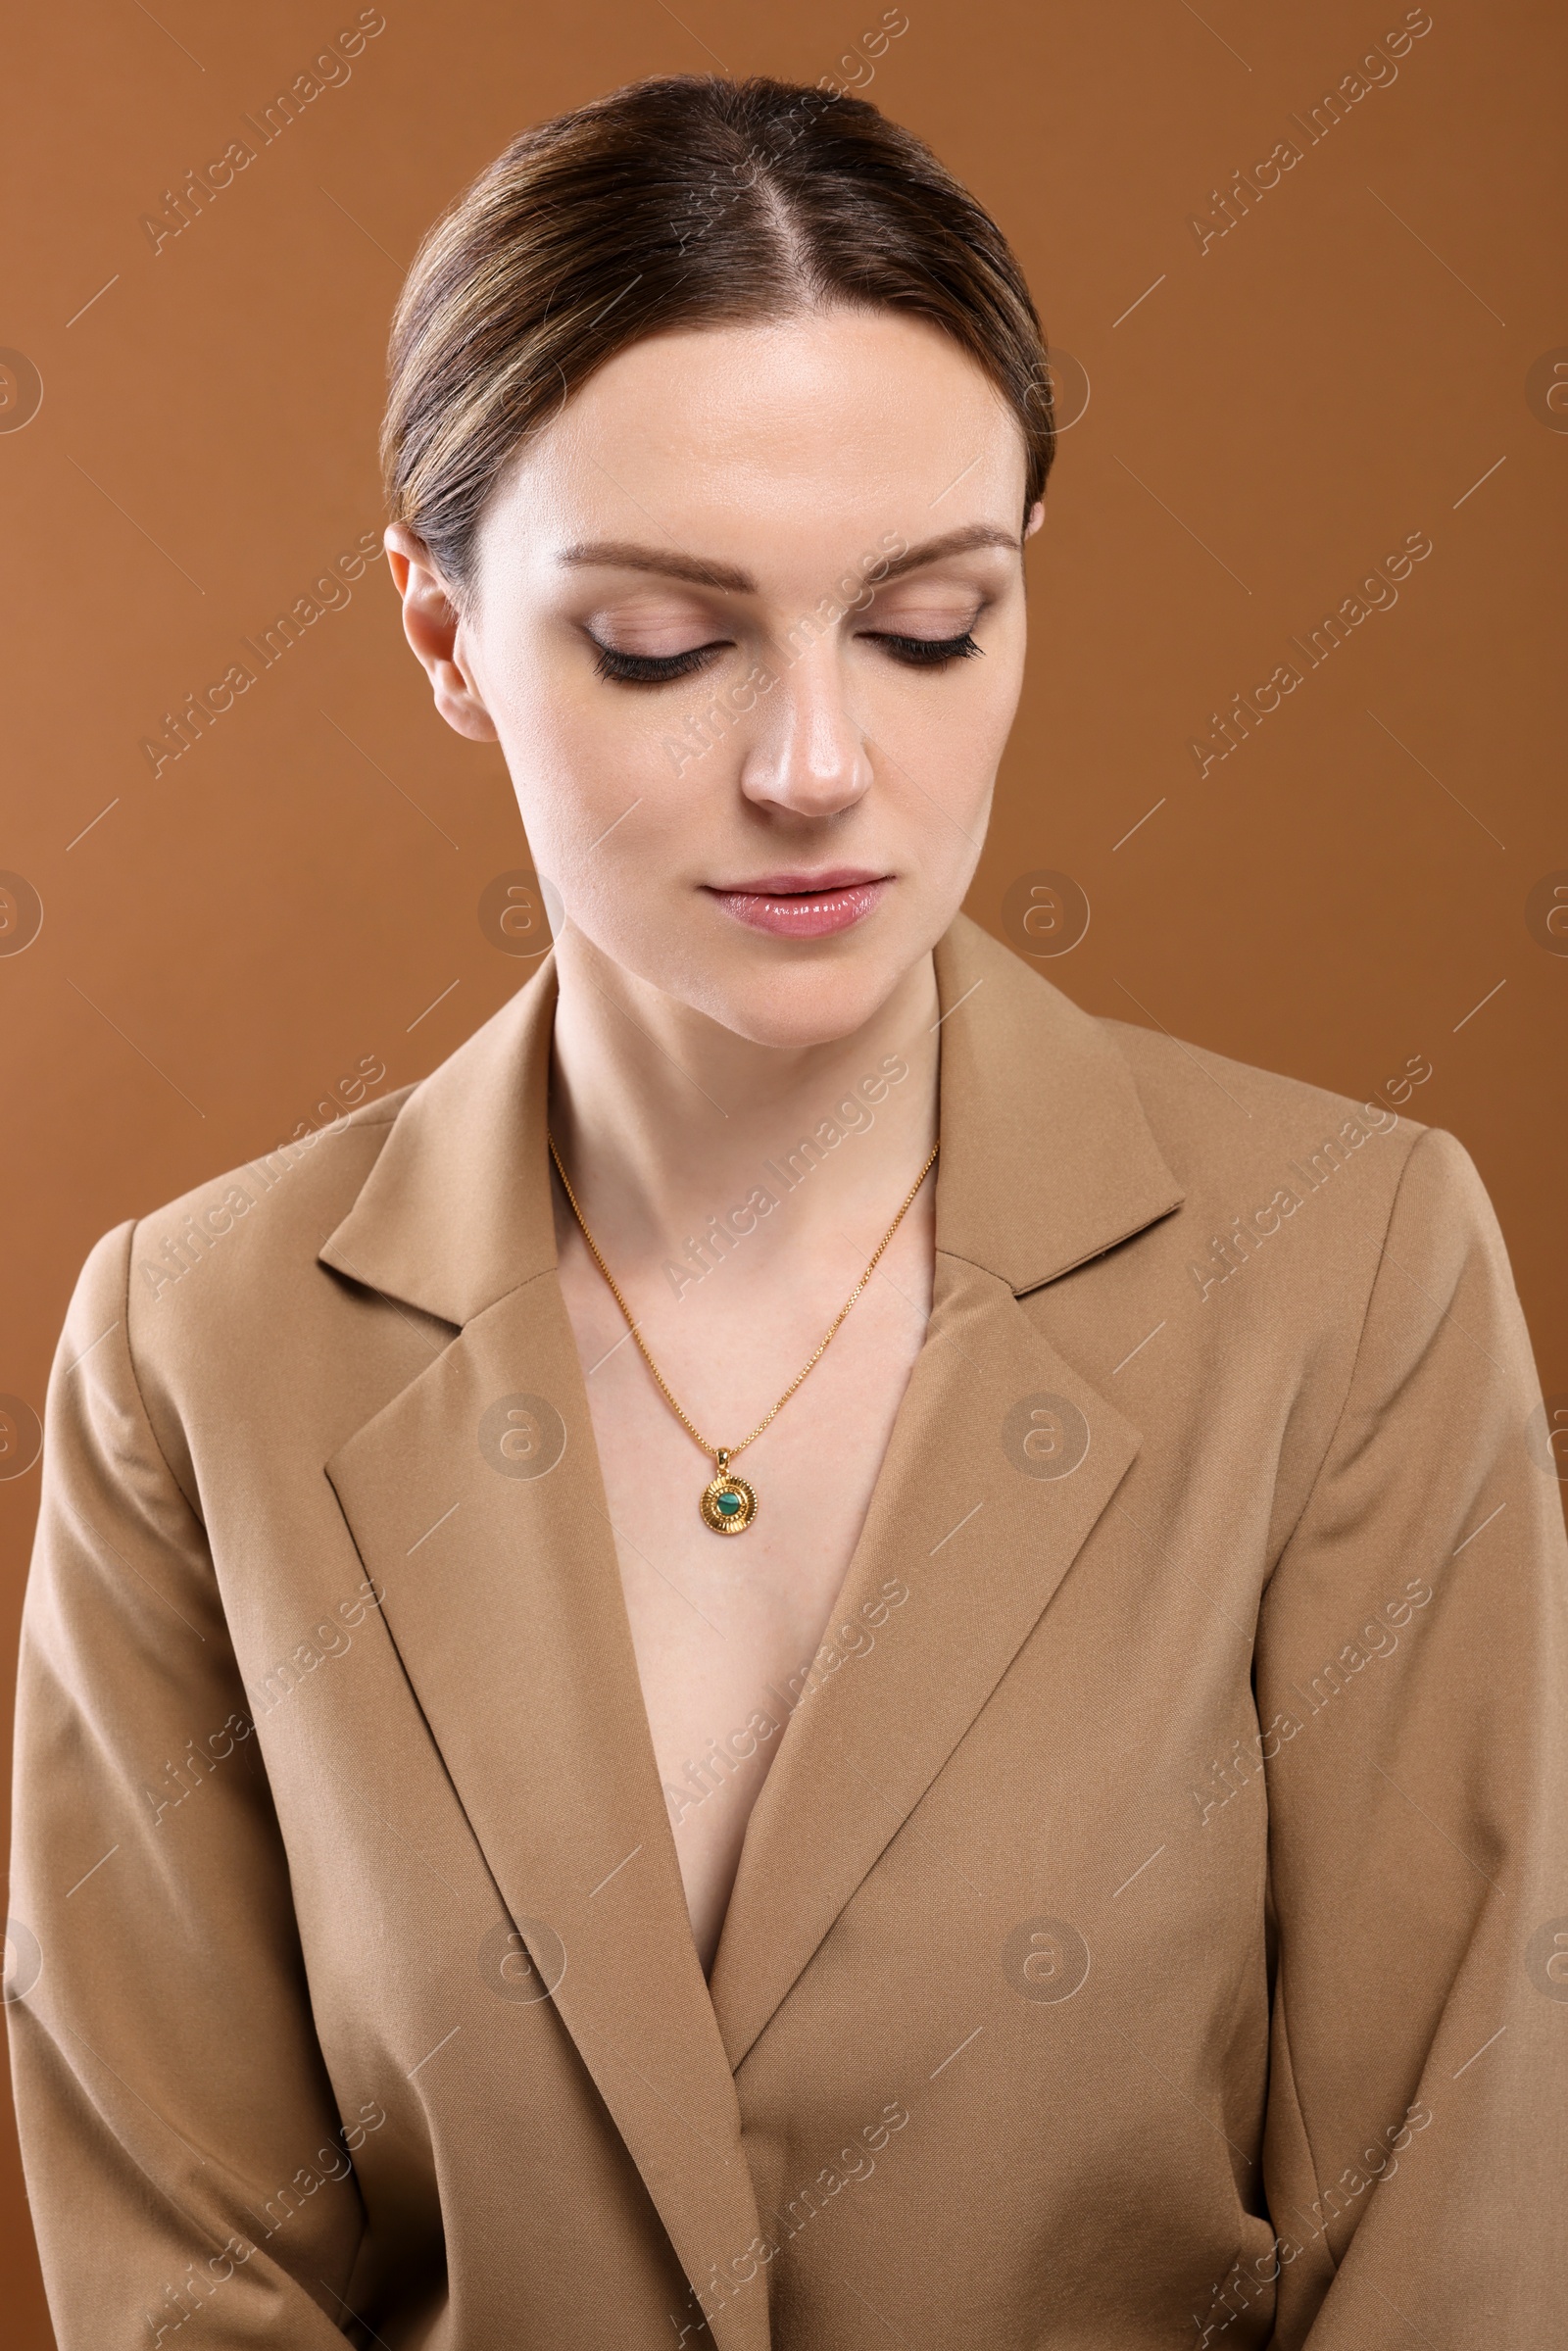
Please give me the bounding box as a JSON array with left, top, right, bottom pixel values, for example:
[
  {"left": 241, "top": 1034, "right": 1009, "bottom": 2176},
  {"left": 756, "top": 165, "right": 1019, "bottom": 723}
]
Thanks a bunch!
[{"left": 547, "top": 1131, "right": 939, "bottom": 1465}]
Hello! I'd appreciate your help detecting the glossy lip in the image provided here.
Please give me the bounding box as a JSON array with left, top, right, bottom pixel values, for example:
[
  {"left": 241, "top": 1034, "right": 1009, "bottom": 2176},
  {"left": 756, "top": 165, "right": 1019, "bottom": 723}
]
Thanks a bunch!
[{"left": 703, "top": 868, "right": 892, "bottom": 940}]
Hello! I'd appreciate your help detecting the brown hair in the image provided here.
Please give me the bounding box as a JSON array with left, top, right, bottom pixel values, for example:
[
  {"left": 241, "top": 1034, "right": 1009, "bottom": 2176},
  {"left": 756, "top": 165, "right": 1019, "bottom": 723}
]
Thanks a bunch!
[{"left": 381, "top": 74, "right": 1054, "bottom": 600}]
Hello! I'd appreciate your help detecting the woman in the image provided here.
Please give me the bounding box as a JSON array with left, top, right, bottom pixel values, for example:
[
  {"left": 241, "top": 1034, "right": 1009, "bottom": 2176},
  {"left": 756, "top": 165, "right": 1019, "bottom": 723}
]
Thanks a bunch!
[{"left": 8, "top": 73, "right": 1563, "bottom": 2351}]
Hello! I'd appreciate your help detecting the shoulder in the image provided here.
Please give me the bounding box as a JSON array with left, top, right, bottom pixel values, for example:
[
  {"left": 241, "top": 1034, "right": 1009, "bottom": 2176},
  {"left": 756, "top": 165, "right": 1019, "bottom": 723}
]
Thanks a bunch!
[
  {"left": 944, "top": 914, "right": 1434, "bottom": 1231},
  {"left": 1099, "top": 1009, "right": 1429, "bottom": 1207},
  {"left": 55, "top": 1089, "right": 427, "bottom": 1501},
  {"left": 948, "top": 912, "right": 1440, "bottom": 1263},
  {"left": 107, "top": 1088, "right": 413, "bottom": 1373},
  {"left": 35, "top": 1090, "right": 413, "bottom": 1516},
  {"left": 1092, "top": 1006, "right": 1507, "bottom": 1342}
]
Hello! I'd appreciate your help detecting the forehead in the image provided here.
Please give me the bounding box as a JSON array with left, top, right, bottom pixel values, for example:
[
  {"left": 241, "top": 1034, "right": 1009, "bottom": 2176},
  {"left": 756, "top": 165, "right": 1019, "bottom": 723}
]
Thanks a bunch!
[{"left": 481, "top": 309, "right": 1028, "bottom": 583}]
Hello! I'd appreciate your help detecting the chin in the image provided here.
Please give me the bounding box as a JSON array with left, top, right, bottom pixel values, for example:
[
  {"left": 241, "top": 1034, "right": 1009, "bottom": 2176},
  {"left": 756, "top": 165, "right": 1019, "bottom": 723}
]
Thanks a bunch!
[
  {"left": 561, "top": 891, "right": 948, "bottom": 1050},
  {"left": 670, "top": 936, "right": 930, "bottom": 1049},
  {"left": 696, "top": 977, "right": 894, "bottom": 1049}
]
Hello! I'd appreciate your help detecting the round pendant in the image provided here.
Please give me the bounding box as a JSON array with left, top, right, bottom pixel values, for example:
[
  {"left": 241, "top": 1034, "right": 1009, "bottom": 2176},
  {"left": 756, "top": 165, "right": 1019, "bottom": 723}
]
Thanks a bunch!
[{"left": 701, "top": 1466, "right": 758, "bottom": 1536}]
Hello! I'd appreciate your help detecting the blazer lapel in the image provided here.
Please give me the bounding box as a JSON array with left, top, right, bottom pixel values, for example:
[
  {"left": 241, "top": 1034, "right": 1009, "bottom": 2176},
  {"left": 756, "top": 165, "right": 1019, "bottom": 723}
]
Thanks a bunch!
[
  {"left": 706, "top": 917, "right": 1186, "bottom": 2069},
  {"left": 318, "top": 957, "right": 769, "bottom": 2349},
  {"left": 313, "top": 914, "right": 1185, "bottom": 2310}
]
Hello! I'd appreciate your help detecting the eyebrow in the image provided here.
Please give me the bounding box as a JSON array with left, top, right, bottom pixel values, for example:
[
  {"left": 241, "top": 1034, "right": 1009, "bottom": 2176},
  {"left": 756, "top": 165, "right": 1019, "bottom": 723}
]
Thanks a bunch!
[
  {"left": 876, "top": 524, "right": 1024, "bottom": 582},
  {"left": 556, "top": 522, "right": 1022, "bottom": 597}
]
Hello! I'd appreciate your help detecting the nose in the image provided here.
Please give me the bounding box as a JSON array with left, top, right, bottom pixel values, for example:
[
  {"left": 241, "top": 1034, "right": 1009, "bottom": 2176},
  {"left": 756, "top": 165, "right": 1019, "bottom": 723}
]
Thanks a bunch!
[{"left": 738, "top": 639, "right": 875, "bottom": 821}]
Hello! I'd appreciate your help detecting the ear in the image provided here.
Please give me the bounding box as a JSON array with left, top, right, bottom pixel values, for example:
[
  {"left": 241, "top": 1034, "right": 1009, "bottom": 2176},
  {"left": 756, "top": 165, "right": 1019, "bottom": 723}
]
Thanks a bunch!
[
  {"left": 382, "top": 524, "right": 498, "bottom": 743},
  {"left": 1023, "top": 500, "right": 1045, "bottom": 540}
]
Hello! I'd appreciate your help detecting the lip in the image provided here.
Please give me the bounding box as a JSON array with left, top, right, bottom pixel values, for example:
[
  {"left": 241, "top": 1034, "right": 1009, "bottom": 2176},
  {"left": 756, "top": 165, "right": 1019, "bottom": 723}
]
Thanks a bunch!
[{"left": 704, "top": 869, "right": 891, "bottom": 940}]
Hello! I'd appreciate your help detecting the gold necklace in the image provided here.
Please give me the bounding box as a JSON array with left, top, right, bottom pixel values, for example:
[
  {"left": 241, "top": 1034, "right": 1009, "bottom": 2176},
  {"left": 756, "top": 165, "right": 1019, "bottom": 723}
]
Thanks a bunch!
[{"left": 547, "top": 1132, "right": 939, "bottom": 1537}]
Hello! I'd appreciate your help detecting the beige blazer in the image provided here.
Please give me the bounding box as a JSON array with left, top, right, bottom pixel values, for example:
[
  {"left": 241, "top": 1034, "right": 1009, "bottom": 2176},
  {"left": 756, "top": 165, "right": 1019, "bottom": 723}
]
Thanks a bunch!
[{"left": 9, "top": 915, "right": 1565, "bottom": 2348}]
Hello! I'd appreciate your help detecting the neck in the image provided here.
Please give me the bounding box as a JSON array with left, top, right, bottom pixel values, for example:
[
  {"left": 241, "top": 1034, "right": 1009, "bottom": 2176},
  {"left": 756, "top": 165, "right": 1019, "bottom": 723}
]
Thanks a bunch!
[{"left": 547, "top": 927, "right": 941, "bottom": 1284}]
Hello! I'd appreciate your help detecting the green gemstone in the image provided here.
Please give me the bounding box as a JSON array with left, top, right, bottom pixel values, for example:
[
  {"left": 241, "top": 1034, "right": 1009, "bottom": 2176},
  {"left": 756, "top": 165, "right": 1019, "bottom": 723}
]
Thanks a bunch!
[{"left": 715, "top": 1491, "right": 743, "bottom": 1516}]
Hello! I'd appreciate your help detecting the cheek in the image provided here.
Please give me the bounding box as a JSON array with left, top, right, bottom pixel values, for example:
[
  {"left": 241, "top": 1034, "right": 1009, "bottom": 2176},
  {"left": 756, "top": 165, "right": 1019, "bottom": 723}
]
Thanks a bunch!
[
  {"left": 861, "top": 626, "right": 1023, "bottom": 810},
  {"left": 488, "top": 640, "right": 708, "bottom": 860},
  {"left": 497, "top": 674, "right": 767, "bottom": 973}
]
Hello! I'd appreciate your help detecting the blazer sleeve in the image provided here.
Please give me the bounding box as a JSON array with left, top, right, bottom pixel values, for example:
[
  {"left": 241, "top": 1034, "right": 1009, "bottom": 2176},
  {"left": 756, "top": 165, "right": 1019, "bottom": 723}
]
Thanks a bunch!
[
  {"left": 1251, "top": 1125, "right": 1568, "bottom": 2347},
  {"left": 7, "top": 1223, "right": 367, "bottom": 2346}
]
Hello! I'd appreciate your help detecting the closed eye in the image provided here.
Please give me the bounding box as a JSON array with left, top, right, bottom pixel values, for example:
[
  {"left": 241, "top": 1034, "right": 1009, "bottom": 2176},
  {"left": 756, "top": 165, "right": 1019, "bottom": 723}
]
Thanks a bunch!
[
  {"left": 862, "top": 630, "right": 984, "bottom": 667},
  {"left": 590, "top": 637, "right": 729, "bottom": 686}
]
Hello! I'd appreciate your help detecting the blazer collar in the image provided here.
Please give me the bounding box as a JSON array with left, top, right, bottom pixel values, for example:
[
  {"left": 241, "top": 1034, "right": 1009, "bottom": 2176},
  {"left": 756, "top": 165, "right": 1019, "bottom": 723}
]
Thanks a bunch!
[
  {"left": 318, "top": 912, "right": 1184, "bottom": 1320},
  {"left": 928, "top": 915, "right": 1184, "bottom": 1292},
  {"left": 319, "top": 947, "right": 559, "bottom": 1325}
]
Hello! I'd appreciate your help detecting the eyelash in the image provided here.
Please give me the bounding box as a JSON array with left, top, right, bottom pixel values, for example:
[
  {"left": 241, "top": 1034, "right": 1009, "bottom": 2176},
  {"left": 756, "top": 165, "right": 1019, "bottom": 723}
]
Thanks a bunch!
[
  {"left": 865, "top": 629, "right": 984, "bottom": 667},
  {"left": 589, "top": 629, "right": 983, "bottom": 687},
  {"left": 592, "top": 641, "right": 722, "bottom": 686}
]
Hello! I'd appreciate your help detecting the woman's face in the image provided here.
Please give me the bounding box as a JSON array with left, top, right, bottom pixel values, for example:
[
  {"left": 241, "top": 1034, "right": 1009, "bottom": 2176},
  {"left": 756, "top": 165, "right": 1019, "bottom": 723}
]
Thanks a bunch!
[{"left": 391, "top": 307, "right": 1039, "bottom": 1048}]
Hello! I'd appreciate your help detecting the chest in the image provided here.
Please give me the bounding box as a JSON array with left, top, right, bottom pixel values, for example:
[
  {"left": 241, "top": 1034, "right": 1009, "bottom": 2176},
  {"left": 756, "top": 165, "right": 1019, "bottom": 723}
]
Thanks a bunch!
[{"left": 554, "top": 1209, "right": 935, "bottom": 1971}]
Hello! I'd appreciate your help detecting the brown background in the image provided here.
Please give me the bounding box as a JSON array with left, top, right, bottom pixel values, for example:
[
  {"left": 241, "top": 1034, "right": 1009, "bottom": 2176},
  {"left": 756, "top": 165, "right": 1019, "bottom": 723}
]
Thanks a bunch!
[{"left": 2, "top": 0, "right": 1562, "bottom": 2332}]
